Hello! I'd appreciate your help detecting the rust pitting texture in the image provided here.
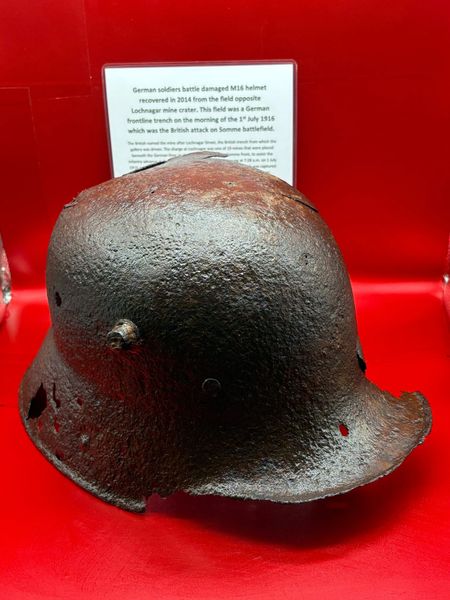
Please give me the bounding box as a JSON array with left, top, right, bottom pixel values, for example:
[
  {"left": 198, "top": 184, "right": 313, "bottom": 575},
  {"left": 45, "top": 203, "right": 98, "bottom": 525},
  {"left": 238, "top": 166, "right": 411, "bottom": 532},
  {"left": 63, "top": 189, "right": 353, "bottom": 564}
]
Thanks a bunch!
[{"left": 19, "top": 152, "right": 431, "bottom": 512}]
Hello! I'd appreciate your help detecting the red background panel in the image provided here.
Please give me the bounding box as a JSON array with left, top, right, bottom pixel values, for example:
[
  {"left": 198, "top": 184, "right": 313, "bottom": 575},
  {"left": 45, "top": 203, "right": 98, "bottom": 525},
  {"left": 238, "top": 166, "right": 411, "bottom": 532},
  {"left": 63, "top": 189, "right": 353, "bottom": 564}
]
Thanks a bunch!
[
  {"left": 0, "top": 1, "right": 449, "bottom": 598},
  {"left": 0, "top": 286, "right": 448, "bottom": 599},
  {"left": 0, "top": 0, "right": 89, "bottom": 87},
  {"left": 1, "top": 0, "right": 449, "bottom": 285}
]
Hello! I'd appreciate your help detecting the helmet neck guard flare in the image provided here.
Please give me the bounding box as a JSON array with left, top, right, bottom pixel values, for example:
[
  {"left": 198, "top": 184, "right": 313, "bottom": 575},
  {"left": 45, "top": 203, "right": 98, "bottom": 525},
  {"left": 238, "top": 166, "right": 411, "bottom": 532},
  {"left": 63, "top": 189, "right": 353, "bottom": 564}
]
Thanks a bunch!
[{"left": 19, "top": 152, "right": 432, "bottom": 512}]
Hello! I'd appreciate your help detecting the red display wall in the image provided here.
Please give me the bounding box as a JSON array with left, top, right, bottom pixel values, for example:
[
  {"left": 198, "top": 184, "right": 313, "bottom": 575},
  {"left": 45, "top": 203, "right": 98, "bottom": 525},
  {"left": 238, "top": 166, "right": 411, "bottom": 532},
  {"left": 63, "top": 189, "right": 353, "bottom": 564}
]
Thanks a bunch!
[
  {"left": 1, "top": 0, "right": 449, "bottom": 286},
  {"left": 0, "top": 2, "right": 449, "bottom": 600}
]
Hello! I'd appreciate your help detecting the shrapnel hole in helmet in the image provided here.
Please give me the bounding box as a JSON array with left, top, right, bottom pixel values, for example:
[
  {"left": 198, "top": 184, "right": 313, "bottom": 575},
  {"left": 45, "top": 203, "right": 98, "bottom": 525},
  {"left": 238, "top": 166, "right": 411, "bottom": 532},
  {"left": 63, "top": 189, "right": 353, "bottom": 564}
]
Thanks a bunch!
[
  {"left": 339, "top": 423, "right": 349, "bottom": 437},
  {"left": 27, "top": 384, "right": 47, "bottom": 420}
]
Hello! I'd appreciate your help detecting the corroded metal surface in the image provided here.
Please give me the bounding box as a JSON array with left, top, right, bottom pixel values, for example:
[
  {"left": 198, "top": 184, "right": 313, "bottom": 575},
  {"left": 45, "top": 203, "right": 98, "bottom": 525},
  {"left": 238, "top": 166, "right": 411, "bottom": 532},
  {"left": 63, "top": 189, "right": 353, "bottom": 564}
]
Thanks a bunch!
[{"left": 19, "top": 152, "right": 432, "bottom": 512}]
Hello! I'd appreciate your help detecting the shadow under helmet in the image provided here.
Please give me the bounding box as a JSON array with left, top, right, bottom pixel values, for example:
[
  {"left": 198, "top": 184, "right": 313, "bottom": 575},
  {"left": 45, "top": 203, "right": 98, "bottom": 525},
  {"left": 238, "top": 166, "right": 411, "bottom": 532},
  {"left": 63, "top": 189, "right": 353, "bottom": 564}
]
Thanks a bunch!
[{"left": 19, "top": 152, "right": 432, "bottom": 512}]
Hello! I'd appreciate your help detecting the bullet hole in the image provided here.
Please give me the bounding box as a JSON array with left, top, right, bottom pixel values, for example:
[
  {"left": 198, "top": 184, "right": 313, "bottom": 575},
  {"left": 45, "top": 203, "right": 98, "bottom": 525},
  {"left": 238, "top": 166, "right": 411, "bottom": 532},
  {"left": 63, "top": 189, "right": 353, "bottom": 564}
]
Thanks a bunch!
[
  {"left": 76, "top": 397, "right": 84, "bottom": 407},
  {"left": 202, "top": 378, "right": 222, "bottom": 397},
  {"left": 55, "top": 451, "right": 64, "bottom": 461},
  {"left": 55, "top": 292, "right": 62, "bottom": 307},
  {"left": 339, "top": 423, "right": 349, "bottom": 437},
  {"left": 27, "top": 384, "right": 47, "bottom": 420}
]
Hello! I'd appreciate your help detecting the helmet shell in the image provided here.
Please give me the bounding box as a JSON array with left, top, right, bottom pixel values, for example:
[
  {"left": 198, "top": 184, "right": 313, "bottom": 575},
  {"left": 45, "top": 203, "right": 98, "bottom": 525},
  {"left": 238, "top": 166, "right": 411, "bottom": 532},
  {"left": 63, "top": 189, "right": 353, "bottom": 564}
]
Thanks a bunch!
[{"left": 19, "top": 153, "right": 431, "bottom": 512}]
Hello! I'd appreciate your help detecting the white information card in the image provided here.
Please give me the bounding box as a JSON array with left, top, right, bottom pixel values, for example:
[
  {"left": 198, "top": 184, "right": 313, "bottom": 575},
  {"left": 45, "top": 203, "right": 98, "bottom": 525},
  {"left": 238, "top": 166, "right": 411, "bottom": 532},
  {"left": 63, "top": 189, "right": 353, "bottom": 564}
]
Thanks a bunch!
[{"left": 104, "top": 62, "right": 296, "bottom": 184}]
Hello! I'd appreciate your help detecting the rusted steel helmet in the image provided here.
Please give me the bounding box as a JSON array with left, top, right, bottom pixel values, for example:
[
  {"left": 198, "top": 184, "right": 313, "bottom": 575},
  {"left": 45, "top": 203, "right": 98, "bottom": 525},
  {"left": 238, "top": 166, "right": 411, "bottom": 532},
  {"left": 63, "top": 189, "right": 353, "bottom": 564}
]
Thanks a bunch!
[{"left": 19, "top": 152, "right": 431, "bottom": 512}]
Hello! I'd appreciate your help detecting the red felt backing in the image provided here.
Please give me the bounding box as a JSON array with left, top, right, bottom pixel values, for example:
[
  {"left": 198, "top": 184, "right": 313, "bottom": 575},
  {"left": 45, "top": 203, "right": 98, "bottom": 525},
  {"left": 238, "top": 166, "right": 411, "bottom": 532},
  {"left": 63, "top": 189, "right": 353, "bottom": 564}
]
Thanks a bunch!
[
  {"left": 1, "top": 0, "right": 449, "bottom": 286},
  {"left": 0, "top": 285, "right": 448, "bottom": 599},
  {"left": 0, "top": 1, "right": 449, "bottom": 598}
]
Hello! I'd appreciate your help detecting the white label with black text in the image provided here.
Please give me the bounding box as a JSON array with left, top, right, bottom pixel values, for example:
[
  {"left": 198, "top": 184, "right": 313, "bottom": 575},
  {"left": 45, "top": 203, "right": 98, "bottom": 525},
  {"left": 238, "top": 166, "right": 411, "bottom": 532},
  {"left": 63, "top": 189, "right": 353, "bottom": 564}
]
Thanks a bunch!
[{"left": 104, "top": 62, "right": 295, "bottom": 183}]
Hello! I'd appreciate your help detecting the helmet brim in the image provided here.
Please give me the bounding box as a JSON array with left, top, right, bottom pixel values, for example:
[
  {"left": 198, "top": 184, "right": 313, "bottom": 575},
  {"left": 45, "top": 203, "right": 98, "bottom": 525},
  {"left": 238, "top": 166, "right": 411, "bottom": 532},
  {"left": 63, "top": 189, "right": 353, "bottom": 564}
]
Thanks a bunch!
[
  {"left": 20, "top": 331, "right": 431, "bottom": 512},
  {"left": 188, "top": 384, "right": 432, "bottom": 504}
]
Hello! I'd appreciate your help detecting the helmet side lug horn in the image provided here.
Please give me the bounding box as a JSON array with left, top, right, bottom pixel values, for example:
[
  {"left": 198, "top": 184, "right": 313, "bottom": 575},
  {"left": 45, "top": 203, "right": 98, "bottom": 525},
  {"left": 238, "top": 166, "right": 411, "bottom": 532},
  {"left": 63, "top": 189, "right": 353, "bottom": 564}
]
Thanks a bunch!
[{"left": 107, "top": 319, "right": 140, "bottom": 350}]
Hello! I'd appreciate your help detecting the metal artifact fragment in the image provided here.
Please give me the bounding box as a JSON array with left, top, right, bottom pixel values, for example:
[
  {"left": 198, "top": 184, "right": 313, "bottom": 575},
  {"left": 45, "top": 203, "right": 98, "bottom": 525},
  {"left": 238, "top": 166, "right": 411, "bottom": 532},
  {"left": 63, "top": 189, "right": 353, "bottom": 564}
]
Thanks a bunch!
[{"left": 19, "top": 153, "right": 432, "bottom": 512}]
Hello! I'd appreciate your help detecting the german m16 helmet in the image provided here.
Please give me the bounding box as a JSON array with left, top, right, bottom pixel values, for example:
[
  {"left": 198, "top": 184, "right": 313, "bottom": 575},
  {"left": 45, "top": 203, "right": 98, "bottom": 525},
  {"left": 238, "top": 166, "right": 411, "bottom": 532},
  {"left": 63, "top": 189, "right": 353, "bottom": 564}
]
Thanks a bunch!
[{"left": 19, "top": 152, "right": 431, "bottom": 512}]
